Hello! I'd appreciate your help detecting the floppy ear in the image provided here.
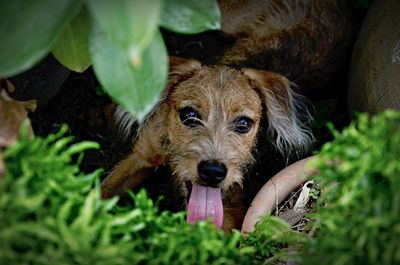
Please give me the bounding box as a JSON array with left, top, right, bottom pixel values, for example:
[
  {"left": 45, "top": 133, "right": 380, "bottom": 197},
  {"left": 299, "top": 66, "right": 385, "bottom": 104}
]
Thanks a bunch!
[
  {"left": 162, "top": 56, "right": 201, "bottom": 100},
  {"left": 114, "top": 57, "right": 201, "bottom": 140},
  {"left": 243, "top": 68, "right": 313, "bottom": 155}
]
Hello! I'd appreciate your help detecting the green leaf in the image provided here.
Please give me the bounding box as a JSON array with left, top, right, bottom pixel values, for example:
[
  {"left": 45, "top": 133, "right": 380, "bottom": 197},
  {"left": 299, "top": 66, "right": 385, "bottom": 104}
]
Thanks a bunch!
[
  {"left": 51, "top": 8, "right": 91, "bottom": 73},
  {"left": 85, "top": 0, "right": 162, "bottom": 66},
  {"left": 64, "top": 141, "right": 100, "bottom": 156},
  {"left": 160, "top": 0, "right": 221, "bottom": 34},
  {"left": 89, "top": 23, "right": 168, "bottom": 122},
  {"left": 0, "top": 0, "right": 81, "bottom": 77}
]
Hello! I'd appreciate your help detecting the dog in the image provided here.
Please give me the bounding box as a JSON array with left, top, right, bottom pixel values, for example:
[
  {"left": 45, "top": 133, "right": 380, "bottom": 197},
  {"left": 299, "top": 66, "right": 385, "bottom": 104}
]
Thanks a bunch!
[
  {"left": 165, "top": 0, "right": 354, "bottom": 101},
  {"left": 101, "top": 0, "right": 354, "bottom": 232},
  {"left": 101, "top": 57, "right": 312, "bottom": 231}
]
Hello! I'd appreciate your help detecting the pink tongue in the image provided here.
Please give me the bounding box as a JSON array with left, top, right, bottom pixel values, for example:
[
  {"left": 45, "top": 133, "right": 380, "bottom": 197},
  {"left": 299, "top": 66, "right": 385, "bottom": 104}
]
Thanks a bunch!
[{"left": 187, "top": 184, "right": 223, "bottom": 228}]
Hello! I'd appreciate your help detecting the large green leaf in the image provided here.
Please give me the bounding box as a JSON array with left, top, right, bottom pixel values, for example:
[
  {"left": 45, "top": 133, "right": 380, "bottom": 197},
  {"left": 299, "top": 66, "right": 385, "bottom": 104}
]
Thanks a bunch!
[
  {"left": 0, "top": 0, "right": 81, "bottom": 77},
  {"left": 90, "top": 23, "right": 168, "bottom": 122},
  {"left": 51, "top": 8, "right": 91, "bottom": 73},
  {"left": 86, "top": 0, "right": 162, "bottom": 67},
  {"left": 160, "top": 0, "right": 221, "bottom": 34}
]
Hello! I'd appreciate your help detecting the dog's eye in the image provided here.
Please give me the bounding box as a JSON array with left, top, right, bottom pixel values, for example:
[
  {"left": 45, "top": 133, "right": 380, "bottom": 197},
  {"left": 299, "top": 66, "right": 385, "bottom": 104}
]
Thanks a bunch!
[
  {"left": 233, "top": 117, "right": 253, "bottom": 134},
  {"left": 179, "top": 107, "right": 202, "bottom": 128}
]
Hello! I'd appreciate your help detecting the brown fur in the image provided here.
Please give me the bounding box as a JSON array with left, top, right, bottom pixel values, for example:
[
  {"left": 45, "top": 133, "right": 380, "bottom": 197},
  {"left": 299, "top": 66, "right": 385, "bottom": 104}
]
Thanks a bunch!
[
  {"left": 165, "top": 0, "right": 354, "bottom": 100},
  {"left": 103, "top": 0, "right": 354, "bottom": 232},
  {"left": 102, "top": 57, "right": 312, "bottom": 231}
]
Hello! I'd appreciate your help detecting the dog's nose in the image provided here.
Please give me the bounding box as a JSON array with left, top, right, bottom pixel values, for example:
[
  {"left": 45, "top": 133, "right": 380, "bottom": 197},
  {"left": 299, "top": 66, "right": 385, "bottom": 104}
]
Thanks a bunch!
[{"left": 197, "top": 160, "right": 227, "bottom": 186}]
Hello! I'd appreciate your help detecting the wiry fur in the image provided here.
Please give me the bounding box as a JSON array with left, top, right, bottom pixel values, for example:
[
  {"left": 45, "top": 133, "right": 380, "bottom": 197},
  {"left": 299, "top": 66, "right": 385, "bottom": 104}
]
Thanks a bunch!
[
  {"left": 103, "top": 59, "right": 313, "bottom": 231},
  {"left": 104, "top": 0, "right": 353, "bottom": 232},
  {"left": 243, "top": 68, "right": 313, "bottom": 155},
  {"left": 218, "top": 0, "right": 309, "bottom": 35},
  {"left": 165, "top": 0, "right": 354, "bottom": 100},
  {"left": 114, "top": 74, "right": 313, "bottom": 156},
  {"left": 114, "top": 106, "right": 137, "bottom": 141}
]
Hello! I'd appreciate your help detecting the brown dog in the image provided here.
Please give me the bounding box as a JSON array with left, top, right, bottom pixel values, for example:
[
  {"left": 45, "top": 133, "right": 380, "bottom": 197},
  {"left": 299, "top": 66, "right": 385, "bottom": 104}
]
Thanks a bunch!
[
  {"left": 101, "top": 0, "right": 353, "bottom": 231},
  {"left": 102, "top": 57, "right": 313, "bottom": 231},
  {"left": 166, "top": 0, "right": 354, "bottom": 100}
]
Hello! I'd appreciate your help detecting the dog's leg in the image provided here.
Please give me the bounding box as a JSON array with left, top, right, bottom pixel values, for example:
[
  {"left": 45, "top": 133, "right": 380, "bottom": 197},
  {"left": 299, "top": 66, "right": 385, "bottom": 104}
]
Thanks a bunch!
[
  {"left": 101, "top": 152, "right": 154, "bottom": 199},
  {"left": 101, "top": 116, "right": 167, "bottom": 199}
]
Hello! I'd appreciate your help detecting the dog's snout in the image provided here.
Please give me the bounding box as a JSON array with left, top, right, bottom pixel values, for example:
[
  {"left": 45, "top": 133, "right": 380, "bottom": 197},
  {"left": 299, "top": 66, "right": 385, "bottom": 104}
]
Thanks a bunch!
[{"left": 197, "top": 160, "right": 227, "bottom": 186}]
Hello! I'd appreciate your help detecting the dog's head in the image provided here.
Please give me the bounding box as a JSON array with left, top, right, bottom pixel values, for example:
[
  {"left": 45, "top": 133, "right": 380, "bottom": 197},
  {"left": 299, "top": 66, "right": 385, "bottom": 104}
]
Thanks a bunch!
[{"left": 155, "top": 57, "right": 313, "bottom": 227}]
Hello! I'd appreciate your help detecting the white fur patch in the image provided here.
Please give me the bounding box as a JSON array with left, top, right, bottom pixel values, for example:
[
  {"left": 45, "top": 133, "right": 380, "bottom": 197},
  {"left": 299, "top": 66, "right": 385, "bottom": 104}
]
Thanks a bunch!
[
  {"left": 113, "top": 106, "right": 138, "bottom": 142},
  {"left": 265, "top": 83, "right": 314, "bottom": 156}
]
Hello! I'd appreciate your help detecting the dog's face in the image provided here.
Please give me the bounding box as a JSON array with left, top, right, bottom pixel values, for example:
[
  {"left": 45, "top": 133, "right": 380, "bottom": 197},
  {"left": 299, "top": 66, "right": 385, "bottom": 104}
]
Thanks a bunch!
[
  {"left": 111, "top": 57, "right": 312, "bottom": 229},
  {"left": 166, "top": 65, "right": 262, "bottom": 192},
  {"left": 160, "top": 57, "right": 312, "bottom": 197}
]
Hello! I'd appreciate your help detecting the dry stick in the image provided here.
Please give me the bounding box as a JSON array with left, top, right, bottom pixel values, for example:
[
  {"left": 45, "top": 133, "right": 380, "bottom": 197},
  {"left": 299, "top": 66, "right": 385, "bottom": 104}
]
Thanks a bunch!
[
  {"left": 277, "top": 186, "right": 303, "bottom": 214},
  {"left": 241, "top": 155, "right": 317, "bottom": 235}
]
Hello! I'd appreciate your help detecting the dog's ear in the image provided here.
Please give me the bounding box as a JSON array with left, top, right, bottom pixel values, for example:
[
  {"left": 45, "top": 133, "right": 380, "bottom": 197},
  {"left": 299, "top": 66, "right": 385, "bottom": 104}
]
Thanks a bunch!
[
  {"left": 158, "top": 56, "right": 201, "bottom": 105},
  {"left": 243, "top": 68, "right": 313, "bottom": 155},
  {"left": 166, "top": 56, "right": 201, "bottom": 91}
]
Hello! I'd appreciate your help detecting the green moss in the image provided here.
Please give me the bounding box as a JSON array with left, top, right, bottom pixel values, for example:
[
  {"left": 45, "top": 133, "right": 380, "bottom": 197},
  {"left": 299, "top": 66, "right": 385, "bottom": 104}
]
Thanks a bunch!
[
  {"left": 302, "top": 111, "right": 400, "bottom": 265},
  {"left": 4, "top": 111, "right": 397, "bottom": 265},
  {"left": 0, "top": 125, "right": 297, "bottom": 265}
]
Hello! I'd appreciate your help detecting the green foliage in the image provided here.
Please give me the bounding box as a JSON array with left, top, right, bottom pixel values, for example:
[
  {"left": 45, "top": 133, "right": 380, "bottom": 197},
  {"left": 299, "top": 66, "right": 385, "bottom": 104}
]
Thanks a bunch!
[
  {"left": 5, "top": 108, "right": 398, "bottom": 265},
  {"left": 160, "top": 1, "right": 221, "bottom": 34},
  {"left": 90, "top": 24, "right": 168, "bottom": 122},
  {"left": 241, "top": 215, "right": 306, "bottom": 264},
  {"left": 0, "top": 0, "right": 81, "bottom": 76},
  {"left": 0, "top": 126, "right": 299, "bottom": 265},
  {"left": 52, "top": 8, "right": 92, "bottom": 73},
  {"left": 301, "top": 111, "right": 400, "bottom": 265},
  {"left": 0, "top": 1, "right": 220, "bottom": 122},
  {"left": 85, "top": 0, "right": 162, "bottom": 64}
]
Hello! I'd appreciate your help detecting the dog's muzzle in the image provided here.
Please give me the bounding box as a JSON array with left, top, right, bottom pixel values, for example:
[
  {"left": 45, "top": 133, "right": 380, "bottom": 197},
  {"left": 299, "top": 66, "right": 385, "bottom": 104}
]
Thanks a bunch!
[{"left": 187, "top": 160, "right": 227, "bottom": 228}]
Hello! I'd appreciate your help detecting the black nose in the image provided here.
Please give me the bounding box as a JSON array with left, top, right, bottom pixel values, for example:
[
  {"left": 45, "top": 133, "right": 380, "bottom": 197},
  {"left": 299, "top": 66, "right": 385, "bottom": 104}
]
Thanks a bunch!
[{"left": 197, "top": 160, "right": 227, "bottom": 186}]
